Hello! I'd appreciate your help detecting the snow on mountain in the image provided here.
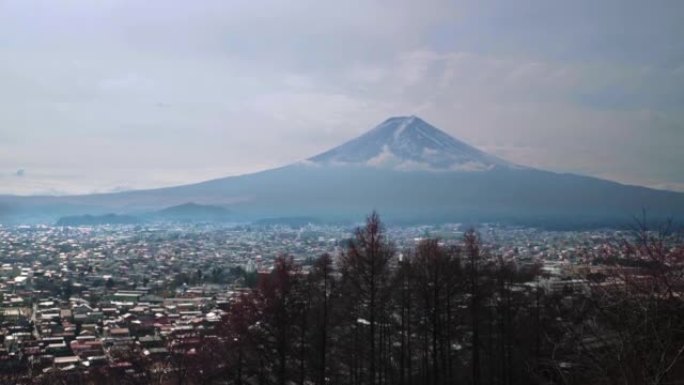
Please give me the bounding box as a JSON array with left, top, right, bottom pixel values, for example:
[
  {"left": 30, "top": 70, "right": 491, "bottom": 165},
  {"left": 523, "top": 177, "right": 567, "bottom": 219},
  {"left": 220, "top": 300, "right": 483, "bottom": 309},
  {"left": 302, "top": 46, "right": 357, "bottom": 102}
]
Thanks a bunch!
[
  {"left": 3, "top": 115, "right": 684, "bottom": 226},
  {"left": 308, "top": 116, "right": 516, "bottom": 171}
]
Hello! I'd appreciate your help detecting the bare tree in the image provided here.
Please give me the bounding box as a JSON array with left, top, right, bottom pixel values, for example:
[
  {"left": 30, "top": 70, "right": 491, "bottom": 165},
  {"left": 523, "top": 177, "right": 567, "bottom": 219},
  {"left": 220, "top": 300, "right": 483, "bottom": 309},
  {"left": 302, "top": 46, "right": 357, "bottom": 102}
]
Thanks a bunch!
[
  {"left": 339, "top": 212, "right": 395, "bottom": 385},
  {"left": 309, "top": 253, "right": 336, "bottom": 385},
  {"left": 554, "top": 218, "right": 684, "bottom": 385},
  {"left": 465, "top": 229, "right": 483, "bottom": 385}
]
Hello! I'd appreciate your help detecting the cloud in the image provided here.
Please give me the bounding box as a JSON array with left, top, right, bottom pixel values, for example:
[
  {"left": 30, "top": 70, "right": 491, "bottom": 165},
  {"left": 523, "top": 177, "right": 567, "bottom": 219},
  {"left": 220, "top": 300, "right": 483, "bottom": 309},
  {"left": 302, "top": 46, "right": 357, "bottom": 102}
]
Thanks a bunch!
[
  {"left": 366, "top": 146, "right": 399, "bottom": 168},
  {"left": 15, "top": 169, "right": 25, "bottom": 177},
  {"left": 0, "top": 0, "right": 682, "bottom": 194}
]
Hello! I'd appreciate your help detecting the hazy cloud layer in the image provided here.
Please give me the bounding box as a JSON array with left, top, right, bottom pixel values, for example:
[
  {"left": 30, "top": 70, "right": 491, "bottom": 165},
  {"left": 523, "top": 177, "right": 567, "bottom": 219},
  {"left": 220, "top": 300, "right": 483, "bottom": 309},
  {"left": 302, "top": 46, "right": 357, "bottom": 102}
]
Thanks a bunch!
[{"left": 1, "top": 0, "right": 682, "bottom": 194}]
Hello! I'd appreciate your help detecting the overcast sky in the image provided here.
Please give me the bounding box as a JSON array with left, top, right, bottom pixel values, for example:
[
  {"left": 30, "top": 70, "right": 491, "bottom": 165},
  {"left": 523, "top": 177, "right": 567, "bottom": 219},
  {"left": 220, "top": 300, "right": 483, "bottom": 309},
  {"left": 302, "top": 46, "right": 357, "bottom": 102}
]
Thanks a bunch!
[{"left": 1, "top": 0, "right": 683, "bottom": 195}]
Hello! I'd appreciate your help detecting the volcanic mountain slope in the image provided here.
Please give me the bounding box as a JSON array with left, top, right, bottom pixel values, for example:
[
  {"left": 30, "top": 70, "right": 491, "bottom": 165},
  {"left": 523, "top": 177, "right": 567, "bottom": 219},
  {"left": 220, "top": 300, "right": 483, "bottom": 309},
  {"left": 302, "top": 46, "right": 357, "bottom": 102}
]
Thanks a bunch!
[
  {"left": 308, "top": 116, "right": 515, "bottom": 171},
  {"left": 2, "top": 116, "right": 684, "bottom": 227}
]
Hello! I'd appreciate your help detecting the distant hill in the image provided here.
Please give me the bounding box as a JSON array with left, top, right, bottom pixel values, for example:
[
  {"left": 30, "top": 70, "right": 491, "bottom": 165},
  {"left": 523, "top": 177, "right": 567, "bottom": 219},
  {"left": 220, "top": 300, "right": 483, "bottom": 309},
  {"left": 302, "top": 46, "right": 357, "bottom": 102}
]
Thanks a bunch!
[
  {"left": 146, "top": 202, "right": 233, "bottom": 223},
  {"left": 3, "top": 116, "right": 684, "bottom": 228},
  {"left": 56, "top": 213, "right": 141, "bottom": 226}
]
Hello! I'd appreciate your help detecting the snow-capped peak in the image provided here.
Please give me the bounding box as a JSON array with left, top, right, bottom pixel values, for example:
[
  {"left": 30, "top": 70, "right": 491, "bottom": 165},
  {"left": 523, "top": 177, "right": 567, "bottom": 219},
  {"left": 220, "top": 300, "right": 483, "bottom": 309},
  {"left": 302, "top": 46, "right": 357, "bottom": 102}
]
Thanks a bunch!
[{"left": 308, "top": 116, "right": 516, "bottom": 171}]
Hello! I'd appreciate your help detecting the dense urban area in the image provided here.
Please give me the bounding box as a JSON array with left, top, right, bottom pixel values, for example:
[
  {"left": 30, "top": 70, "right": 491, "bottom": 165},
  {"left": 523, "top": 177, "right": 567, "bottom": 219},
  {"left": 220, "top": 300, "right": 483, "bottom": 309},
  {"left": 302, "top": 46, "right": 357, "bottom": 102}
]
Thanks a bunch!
[{"left": 0, "top": 214, "right": 682, "bottom": 385}]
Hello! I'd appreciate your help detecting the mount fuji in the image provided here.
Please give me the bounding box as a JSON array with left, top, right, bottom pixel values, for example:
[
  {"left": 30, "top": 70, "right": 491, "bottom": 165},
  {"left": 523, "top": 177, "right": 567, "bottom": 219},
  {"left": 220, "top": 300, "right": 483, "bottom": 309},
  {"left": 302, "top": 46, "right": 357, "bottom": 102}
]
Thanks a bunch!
[
  {"left": 2, "top": 116, "right": 684, "bottom": 227},
  {"left": 308, "top": 116, "right": 515, "bottom": 171}
]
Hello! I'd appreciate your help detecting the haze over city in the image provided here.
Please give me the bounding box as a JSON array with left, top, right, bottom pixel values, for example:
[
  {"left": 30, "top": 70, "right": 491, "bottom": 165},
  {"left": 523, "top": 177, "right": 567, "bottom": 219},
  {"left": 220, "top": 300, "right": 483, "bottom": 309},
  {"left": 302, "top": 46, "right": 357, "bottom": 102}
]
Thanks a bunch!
[{"left": 2, "top": 0, "right": 683, "bottom": 195}]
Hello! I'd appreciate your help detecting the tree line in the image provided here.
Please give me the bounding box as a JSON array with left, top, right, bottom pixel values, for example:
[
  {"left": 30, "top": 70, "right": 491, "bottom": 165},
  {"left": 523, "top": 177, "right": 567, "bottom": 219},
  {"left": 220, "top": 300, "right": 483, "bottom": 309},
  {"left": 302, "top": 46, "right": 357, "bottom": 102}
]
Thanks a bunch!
[{"left": 166, "top": 213, "right": 684, "bottom": 385}]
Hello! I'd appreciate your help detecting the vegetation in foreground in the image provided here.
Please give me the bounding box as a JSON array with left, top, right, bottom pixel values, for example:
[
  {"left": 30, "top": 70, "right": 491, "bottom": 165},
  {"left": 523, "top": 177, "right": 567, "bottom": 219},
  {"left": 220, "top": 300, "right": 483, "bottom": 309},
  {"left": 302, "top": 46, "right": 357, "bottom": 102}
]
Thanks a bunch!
[{"left": 2, "top": 212, "right": 683, "bottom": 385}]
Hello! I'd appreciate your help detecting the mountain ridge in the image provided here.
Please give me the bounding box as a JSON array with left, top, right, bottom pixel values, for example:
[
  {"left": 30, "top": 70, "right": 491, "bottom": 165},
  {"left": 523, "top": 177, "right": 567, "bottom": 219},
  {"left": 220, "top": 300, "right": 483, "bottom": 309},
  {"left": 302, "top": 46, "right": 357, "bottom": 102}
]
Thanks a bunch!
[{"left": 1, "top": 116, "right": 683, "bottom": 227}]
